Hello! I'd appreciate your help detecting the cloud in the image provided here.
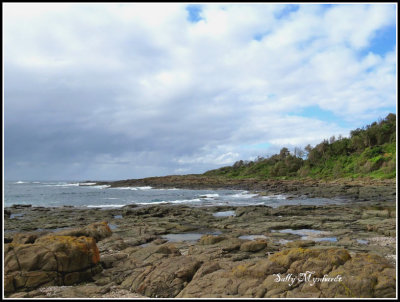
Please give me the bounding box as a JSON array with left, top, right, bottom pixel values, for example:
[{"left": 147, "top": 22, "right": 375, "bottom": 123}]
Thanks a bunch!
[{"left": 3, "top": 3, "right": 396, "bottom": 180}]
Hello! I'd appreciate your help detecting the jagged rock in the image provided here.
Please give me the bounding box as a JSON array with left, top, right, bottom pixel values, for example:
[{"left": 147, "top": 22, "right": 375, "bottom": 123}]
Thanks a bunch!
[
  {"left": 319, "top": 253, "right": 396, "bottom": 298},
  {"left": 97, "top": 234, "right": 129, "bottom": 253},
  {"left": 55, "top": 221, "right": 112, "bottom": 242},
  {"left": 4, "top": 235, "right": 102, "bottom": 294},
  {"left": 177, "top": 248, "right": 395, "bottom": 298},
  {"left": 124, "top": 256, "right": 202, "bottom": 298},
  {"left": 100, "top": 253, "right": 128, "bottom": 269}
]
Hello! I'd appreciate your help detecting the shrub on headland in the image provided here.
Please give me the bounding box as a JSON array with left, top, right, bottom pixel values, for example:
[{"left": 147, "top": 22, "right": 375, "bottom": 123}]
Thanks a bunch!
[{"left": 204, "top": 113, "right": 396, "bottom": 180}]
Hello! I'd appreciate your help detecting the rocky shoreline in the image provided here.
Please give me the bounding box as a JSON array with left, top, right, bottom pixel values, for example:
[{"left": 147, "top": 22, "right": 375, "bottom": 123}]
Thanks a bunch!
[
  {"left": 3, "top": 178, "right": 397, "bottom": 298},
  {"left": 93, "top": 175, "right": 396, "bottom": 202}
]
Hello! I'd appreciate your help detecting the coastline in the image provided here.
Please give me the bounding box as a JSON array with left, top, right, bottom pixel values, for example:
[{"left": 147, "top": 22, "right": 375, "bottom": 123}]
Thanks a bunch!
[
  {"left": 4, "top": 176, "right": 396, "bottom": 298},
  {"left": 4, "top": 177, "right": 397, "bottom": 298},
  {"left": 93, "top": 175, "right": 396, "bottom": 202}
]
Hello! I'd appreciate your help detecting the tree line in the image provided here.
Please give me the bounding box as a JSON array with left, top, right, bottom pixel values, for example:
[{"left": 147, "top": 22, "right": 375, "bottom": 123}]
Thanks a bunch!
[{"left": 204, "top": 113, "right": 396, "bottom": 179}]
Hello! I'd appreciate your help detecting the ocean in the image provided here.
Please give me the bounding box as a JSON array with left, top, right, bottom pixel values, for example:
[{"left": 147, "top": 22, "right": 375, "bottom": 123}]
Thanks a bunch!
[{"left": 3, "top": 180, "right": 345, "bottom": 208}]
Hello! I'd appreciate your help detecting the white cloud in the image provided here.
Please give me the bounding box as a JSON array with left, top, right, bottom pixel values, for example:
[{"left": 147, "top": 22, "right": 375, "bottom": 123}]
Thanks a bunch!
[{"left": 3, "top": 3, "right": 397, "bottom": 179}]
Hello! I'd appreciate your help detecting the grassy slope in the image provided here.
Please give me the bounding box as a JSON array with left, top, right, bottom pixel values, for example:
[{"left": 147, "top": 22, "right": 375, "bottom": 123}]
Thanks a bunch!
[{"left": 204, "top": 141, "right": 396, "bottom": 180}]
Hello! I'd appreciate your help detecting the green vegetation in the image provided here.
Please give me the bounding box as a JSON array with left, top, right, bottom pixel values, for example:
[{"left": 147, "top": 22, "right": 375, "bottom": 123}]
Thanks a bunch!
[{"left": 204, "top": 113, "right": 396, "bottom": 180}]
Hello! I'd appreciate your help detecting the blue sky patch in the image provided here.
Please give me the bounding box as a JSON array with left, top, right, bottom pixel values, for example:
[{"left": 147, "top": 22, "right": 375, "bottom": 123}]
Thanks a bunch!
[
  {"left": 253, "top": 30, "right": 272, "bottom": 41},
  {"left": 293, "top": 106, "right": 350, "bottom": 128},
  {"left": 240, "top": 142, "right": 271, "bottom": 150},
  {"left": 274, "top": 4, "right": 300, "bottom": 19},
  {"left": 362, "top": 25, "right": 396, "bottom": 57},
  {"left": 186, "top": 5, "right": 203, "bottom": 23}
]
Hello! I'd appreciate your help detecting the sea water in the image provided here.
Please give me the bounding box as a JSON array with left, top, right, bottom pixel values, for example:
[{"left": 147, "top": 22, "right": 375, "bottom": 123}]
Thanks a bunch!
[{"left": 4, "top": 181, "right": 346, "bottom": 209}]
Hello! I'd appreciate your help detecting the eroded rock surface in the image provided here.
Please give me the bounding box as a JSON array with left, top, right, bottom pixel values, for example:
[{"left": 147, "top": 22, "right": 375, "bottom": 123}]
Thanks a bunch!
[
  {"left": 4, "top": 235, "right": 102, "bottom": 294},
  {"left": 4, "top": 196, "right": 396, "bottom": 298}
]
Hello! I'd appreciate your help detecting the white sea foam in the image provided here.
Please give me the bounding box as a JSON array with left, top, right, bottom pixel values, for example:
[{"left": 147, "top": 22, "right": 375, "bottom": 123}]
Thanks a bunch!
[
  {"left": 170, "top": 198, "right": 202, "bottom": 204},
  {"left": 15, "top": 181, "right": 27, "bottom": 184},
  {"left": 111, "top": 186, "right": 152, "bottom": 190},
  {"left": 89, "top": 185, "right": 111, "bottom": 189},
  {"left": 229, "top": 191, "right": 258, "bottom": 199},
  {"left": 262, "top": 194, "right": 287, "bottom": 200},
  {"left": 136, "top": 186, "right": 152, "bottom": 190},
  {"left": 137, "top": 201, "right": 171, "bottom": 205},
  {"left": 86, "top": 204, "right": 126, "bottom": 208},
  {"left": 79, "top": 182, "right": 97, "bottom": 186},
  {"left": 137, "top": 198, "right": 202, "bottom": 205},
  {"left": 43, "top": 183, "right": 80, "bottom": 187},
  {"left": 104, "top": 197, "right": 120, "bottom": 200}
]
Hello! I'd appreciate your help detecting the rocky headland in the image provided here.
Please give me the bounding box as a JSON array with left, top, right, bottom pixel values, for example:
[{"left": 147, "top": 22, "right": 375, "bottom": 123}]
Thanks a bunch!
[
  {"left": 3, "top": 177, "right": 397, "bottom": 298},
  {"left": 94, "top": 175, "right": 396, "bottom": 202}
]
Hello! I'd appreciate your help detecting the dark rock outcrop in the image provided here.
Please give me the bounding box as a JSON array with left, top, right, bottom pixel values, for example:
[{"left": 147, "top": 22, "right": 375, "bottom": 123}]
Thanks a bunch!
[{"left": 4, "top": 222, "right": 113, "bottom": 295}]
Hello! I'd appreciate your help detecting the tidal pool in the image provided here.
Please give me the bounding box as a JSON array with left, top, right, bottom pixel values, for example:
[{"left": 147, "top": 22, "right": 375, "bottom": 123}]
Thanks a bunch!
[
  {"left": 162, "top": 231, "right": 222, "bottom": 242},
  {"left": 238, "top": 235, "right": 267, "bottom": 240},
  {"left": 10, "top": 213, "right": 24, "bottom": 219},
  {"left": 272, "top": 229, "right": 337, "bottom": 242},
  {"left": 213, "top": 210, "right": 236, "bottom": 217}
]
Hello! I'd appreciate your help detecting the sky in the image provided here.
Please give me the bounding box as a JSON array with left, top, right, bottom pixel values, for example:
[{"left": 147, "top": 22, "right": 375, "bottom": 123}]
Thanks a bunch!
[{"left": 3, "top": 3, "right": 397, "bottom": 181}]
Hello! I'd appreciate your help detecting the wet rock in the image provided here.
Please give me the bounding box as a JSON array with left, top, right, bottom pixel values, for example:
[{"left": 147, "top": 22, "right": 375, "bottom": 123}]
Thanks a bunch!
[
  {"left": 11, "top": 204, "right": 32, "bottom": 209},
  {"left": 240, "top": 240, "right": 268, "bottom": 252},
  {"left": 284, "top": 240, "right": 315, "bottom": 248},
  {"left": 199, "top": 235, "right": 225, "bottom": 245},
  {"left": 152, "top": 238, "right": 168, "bottom": 245}
]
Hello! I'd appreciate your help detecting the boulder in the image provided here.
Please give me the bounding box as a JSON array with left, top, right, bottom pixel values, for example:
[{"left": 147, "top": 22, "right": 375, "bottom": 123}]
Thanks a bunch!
[
  {"left": 240, "top": 240, "right": 268, "bottom": 252},
  {"left": 155, "top": 243, "right": 181, "bottom": 255},
  {"left": 199, "top": 235, "right": 225, "bottom": 245},
  {"left": 4, "top": 235, "right": 102, "bottom": 295}
]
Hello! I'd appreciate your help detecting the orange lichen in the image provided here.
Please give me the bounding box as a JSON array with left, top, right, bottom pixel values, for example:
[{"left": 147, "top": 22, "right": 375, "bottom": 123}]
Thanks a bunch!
[
  {"left": 100, "top": 221, "right": 112, "bottom": 233},
  {"left": 36, "top": 235, "right": 100, "bottom": 264}
]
